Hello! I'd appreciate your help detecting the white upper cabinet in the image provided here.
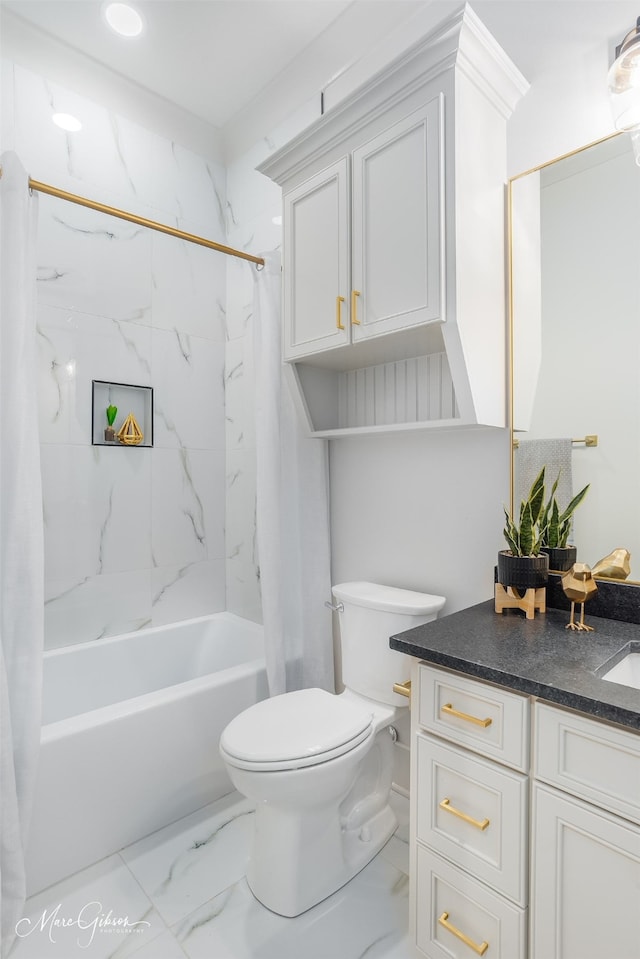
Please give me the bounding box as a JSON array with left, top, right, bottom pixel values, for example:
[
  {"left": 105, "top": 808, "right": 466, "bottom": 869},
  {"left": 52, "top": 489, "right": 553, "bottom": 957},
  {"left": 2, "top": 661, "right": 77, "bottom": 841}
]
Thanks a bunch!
[
  {"left": 284, "top": 158, "right": 350, "bottom": 358},
  {"left": 351, "top": 100, "right": 443, "bottom": 342},
  {"left": 259, "top": 4, "right": 528, "bottom": 436}
]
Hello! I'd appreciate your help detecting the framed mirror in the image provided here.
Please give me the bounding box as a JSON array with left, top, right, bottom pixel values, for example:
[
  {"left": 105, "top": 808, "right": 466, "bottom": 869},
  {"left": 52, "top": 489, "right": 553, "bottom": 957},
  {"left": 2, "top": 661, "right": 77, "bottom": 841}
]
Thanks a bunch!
[{"left": 509, "top": 132, "right": 640, "bottom": 581}]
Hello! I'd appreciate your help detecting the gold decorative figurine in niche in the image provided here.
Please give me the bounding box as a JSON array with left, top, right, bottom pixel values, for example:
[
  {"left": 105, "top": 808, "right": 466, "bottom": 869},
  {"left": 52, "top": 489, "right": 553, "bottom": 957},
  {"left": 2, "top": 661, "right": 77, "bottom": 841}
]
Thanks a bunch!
[
  {"left": 117, "top": 412, "right": 144, "bottom": 446},
  {"left": 562, "top": 563, "right": 598, "bottom": 631}
]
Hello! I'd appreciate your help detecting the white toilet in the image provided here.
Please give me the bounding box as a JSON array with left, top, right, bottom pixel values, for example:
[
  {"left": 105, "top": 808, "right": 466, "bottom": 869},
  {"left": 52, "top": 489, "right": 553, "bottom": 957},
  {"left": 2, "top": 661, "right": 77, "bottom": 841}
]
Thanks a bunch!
[{"left": 219, "top": 581, "right": 445, "bottom": 917}]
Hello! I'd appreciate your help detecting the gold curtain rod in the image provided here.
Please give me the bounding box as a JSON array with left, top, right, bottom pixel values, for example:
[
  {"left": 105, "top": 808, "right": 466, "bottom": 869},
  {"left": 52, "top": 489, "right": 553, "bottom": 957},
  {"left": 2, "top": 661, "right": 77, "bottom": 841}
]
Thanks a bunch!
[
  {"left": 513, "top": 435, "right": 598, "bottom": 449},
  {"left": 26, "top": 177, "right": 265, "bottom": 267}
]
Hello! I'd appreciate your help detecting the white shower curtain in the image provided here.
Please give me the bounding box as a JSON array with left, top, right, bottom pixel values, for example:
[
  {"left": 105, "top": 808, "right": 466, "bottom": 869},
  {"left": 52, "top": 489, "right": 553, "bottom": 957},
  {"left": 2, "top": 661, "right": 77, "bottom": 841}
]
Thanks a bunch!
[
  {"left": 0, "top": 152, "right": 44, "bottom": 956},
  {"left": 253, "top": 251, "right": 334, "bottom": 696}
]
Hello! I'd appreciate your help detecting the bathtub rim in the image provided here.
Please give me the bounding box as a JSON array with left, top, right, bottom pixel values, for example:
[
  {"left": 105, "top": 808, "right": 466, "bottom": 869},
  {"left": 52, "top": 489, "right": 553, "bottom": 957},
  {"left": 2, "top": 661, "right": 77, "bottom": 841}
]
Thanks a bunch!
[{"left": 43, "top": 610, "right": 263, "bottom": 659}]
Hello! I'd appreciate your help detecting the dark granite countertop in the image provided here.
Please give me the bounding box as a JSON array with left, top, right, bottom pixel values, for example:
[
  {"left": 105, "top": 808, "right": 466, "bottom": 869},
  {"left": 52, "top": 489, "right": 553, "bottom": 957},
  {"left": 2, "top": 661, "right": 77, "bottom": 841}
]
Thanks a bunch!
[{"left": 390, "top": 600, "right": 640, "bottom": 731}]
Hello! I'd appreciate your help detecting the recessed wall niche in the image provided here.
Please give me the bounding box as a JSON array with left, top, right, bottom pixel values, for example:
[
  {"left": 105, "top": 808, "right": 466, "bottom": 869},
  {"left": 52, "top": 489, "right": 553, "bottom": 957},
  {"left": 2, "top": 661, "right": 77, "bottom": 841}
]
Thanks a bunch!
[{"left": 92, "top": 380, "right": 153, "bottom": 447}]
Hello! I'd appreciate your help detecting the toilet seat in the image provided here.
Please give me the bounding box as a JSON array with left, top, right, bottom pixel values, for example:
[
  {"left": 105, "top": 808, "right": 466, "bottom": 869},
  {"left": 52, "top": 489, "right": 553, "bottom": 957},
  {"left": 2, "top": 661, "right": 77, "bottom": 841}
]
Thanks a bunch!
[{"left": 220, "top": 688, "right": 373, "bottom": 772}]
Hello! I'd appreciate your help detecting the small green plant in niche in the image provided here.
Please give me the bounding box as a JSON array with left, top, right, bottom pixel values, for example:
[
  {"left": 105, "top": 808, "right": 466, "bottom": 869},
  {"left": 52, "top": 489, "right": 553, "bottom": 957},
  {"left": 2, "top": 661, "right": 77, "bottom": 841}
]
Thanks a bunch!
[{"left": 105, "top": 404, "right": 118, "bottom": 442}]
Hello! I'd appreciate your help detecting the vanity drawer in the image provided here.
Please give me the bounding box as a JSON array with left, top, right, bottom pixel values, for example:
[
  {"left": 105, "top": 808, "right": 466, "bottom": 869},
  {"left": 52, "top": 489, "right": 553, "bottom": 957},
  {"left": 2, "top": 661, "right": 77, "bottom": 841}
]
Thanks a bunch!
[
  {"left": 417, "top": 664, "right": 529, "bottom": 771},
  {"left": 415, "top": 845, "right": 526, "bottom": 959},
  {"left": 416, "top": 733, "right": 528, "bottom": 905},
  {"left": 534, "top": 702, "right": 640, "bottom": 824}
]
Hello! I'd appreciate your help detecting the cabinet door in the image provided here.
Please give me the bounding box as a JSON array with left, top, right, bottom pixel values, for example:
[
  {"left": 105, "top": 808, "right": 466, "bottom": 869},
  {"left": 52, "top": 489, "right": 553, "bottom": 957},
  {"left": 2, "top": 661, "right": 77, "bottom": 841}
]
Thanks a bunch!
[
  {"left": 283, "top": 158, "right": 350, "bottom": 360},
  {"left": 531, "top": 783, "right": 640, "bottom": 959},
  {"left": 415, "top": 846, "right": 526, "bottom": 959},
  {"left": 351, "top": 96, "right": 444, "bottom": 343}
]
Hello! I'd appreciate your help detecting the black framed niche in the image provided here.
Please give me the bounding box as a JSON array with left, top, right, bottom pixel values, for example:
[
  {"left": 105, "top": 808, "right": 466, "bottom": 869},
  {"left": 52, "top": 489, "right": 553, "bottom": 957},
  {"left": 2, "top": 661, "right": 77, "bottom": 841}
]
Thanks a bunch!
[{"left": 92, "top": 380, "right": 153, "bottom": 448}]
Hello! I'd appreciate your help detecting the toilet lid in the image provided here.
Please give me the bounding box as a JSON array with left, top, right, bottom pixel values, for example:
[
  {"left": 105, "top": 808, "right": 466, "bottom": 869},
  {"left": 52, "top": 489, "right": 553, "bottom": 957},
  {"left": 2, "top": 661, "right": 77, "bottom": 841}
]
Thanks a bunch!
[{"left": 220, "top": 688, "right": 373, "bottom": 771}]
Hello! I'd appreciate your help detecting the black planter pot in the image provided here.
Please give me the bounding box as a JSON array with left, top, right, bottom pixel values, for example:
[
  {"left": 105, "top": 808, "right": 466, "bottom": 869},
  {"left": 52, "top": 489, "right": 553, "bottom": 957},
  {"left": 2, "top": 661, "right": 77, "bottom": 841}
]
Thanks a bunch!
[
  {"left": 497, "top": 550, "right": 549, "bottom": 590},
  {"left": 541, "top": 546, "right": 577, "bottom": 573}
]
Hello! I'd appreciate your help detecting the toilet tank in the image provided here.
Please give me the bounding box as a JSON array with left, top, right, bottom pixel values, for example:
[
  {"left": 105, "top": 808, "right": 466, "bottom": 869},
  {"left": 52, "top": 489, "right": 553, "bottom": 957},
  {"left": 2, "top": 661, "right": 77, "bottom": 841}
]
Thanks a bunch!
[{"left": 332, "top": 582, "right": 446, "bottom": 707}]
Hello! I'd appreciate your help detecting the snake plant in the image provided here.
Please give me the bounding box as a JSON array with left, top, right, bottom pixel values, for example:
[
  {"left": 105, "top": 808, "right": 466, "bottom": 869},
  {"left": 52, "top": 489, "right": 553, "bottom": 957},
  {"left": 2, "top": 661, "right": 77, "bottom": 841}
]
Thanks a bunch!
[
  {"left": 539, "top": 471, "right": 589, "bottom": 549},
  {"left": 503, "top": 466, "right": 546, "bottom": 557},
  {"left": 106, "top": 404, "right": 118, "bottom": 427}
]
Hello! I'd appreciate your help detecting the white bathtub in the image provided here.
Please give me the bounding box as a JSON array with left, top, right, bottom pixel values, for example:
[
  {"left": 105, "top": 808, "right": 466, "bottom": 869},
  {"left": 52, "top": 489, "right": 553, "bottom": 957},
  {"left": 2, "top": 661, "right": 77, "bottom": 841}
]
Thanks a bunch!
[{"left": 25, "top": 612, "right": 267, "bottom": 896}]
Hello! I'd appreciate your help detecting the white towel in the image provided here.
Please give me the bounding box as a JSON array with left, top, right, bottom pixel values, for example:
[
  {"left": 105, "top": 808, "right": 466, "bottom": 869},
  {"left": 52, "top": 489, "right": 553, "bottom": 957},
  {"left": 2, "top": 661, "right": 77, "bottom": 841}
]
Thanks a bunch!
[{"left": 515, "top": 438, "right": 573, "bottom": 511}]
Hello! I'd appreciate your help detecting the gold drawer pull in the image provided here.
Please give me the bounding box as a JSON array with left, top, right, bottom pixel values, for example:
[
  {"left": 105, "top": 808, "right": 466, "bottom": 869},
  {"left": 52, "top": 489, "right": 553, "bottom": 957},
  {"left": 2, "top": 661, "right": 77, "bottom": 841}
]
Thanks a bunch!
[
  {"left": 392, "top": 680, "right": 411, "bottom": 698},
  {"left": 441, "top": 703, "right": 492, "bottom": 728},
  {"left": 439, "top": 797, "right": 490, "bottom": 831},
  {"left": 439, "top": 912, "right": 489, "bottom": 956},
  {"left": 336, "top": 295, "right": 345, "bottom": 330},
  {"left": 351, "top": 289, "right": 361, "bottom": 325}
]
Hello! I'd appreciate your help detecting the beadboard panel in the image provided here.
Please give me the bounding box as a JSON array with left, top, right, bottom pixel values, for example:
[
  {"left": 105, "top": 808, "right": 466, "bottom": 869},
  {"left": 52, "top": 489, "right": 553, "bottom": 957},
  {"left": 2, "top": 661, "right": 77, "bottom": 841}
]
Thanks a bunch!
[{"left": 336, "top": 353, "right": 458, "bottom": 429}]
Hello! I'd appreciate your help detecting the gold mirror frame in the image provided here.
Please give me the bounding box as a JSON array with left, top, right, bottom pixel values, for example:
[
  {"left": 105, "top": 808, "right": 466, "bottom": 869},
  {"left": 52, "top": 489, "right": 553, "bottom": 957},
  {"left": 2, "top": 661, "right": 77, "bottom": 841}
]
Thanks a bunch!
[{"left": 507, "top": 130, "right": 640, "bottom": 584}]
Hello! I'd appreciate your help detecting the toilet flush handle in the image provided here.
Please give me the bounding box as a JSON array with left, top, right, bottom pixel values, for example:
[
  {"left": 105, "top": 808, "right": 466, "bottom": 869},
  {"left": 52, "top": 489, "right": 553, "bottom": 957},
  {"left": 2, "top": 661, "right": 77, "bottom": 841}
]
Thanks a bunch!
[
  {"left": 392, "top": 680, "right": 412, "bottom": 699},
  {"left": 324, "top": 601, "right": 344, "bottom": 612}
]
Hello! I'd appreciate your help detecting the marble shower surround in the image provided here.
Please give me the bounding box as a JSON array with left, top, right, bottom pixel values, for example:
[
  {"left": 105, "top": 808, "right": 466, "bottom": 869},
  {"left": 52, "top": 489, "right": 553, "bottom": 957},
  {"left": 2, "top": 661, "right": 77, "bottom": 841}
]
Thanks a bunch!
[{"left": 3, "top": 62, "right": 229, "bottom": 648}]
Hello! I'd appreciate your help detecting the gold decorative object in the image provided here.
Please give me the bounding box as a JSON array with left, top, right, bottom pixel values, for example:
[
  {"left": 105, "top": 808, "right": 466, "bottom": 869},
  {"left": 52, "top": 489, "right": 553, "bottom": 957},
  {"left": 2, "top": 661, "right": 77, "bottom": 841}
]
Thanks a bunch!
[
  {"left": 562, "top": 563, "right": 598, "bottom": 631},
  {"left": 495, "top": 583, "right": 546, "bottom": 620},
  {"left": 591, "top": 548, "right": 631, "bottom": 580},
  {"left": 117, "top": 412, "right": 144, "bottom": 446}
]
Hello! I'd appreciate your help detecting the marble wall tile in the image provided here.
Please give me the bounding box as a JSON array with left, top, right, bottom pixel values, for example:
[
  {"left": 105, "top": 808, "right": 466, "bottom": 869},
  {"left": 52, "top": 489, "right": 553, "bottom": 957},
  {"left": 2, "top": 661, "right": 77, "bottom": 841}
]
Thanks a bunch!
[
  {"left": 44, "top": 569, "right": 151, "bottom": 649},
  {"left": 37, "top": 305, "right": 152, "bottom": 445},
  {"left": 224, "top": 336, "right": 256, "bottom": 452},
  {"left": 225, "top": 255, "right": 254, "bottom": 343},
  {"left": 151, "top": 449, "right": 224, "bottom": 568},
  {"left": 42, "top": 445, "right": 152, "bottom": 582},
  {"left": 151, "top": 231, "right": 226, "bottom": 341},
  {"left": 151, "top": 560, "right": 226, "bottom": 627},
  {"left": 225, "top": 155, "right": 282, "bottom": 234},
  {"left": 14, "top": 65, "right": 153, "bottom": 204},
  {"left": 37, "top": 194, "right": 152, "bottom": 324},
  {"left": 148, "top": 135, "right": 226, "bottom": 238},
  {"left": 152, "top": 329, "right": 225, "bottom": 451},
  {"left": 7, "top": 56, "right": 280, "bottom": 643},
  {"left": 224, "top": 216, "right": 281, "bottom": 343}
]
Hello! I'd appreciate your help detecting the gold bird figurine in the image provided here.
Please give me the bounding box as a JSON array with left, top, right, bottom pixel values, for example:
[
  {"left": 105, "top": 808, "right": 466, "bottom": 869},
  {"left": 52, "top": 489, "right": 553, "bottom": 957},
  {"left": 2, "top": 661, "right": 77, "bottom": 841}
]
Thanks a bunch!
[
  {"left": 591, "top": 548, "right": 631, "bottom": 580},
  {"left": 561, "top": 563, "right": 598, "bottom": 631}
]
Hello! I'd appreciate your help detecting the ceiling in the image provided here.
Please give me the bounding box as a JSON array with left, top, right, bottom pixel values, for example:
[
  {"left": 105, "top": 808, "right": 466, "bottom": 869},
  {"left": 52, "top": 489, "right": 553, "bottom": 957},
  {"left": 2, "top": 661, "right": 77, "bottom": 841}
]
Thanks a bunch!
[
  {"left": 1, "top": 0, "right": 354, "bottom": 127},
  {"left": 3, "top": 0, "right": 640, "bottom": 134}
]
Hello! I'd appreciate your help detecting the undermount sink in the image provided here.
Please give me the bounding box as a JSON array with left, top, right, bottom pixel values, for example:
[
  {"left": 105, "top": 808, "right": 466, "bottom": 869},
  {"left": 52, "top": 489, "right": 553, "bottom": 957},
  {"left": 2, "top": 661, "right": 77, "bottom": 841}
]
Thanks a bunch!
[{"left": 599, "top": 645, "right": 640, "bottom": 691}]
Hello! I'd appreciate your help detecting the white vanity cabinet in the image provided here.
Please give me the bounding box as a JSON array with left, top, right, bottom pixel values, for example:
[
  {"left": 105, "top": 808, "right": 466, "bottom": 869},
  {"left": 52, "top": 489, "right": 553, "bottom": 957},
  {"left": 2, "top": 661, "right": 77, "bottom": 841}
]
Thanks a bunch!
[
  {"left": 259, "top": 6, "right": 527, "bottom": 436},
  {"left": 530, "top": 703, "right": 640, "bottom": 959},
  {"left": 410, "top": 662, "right": 529, "bottom": 958},
  {"left": 409, "top": 661, "right": 640, "bottom": 959}
]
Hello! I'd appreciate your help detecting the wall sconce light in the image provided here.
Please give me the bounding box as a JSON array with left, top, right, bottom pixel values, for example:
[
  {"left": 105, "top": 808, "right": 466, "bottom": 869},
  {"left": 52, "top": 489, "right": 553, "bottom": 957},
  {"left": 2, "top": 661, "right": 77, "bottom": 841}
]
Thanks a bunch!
[
  {"left": 609, "top": 17, "right": 640, "bottom": 129},
  {"left": 608, "top": 17, "right": 640, "bottom": 164}
]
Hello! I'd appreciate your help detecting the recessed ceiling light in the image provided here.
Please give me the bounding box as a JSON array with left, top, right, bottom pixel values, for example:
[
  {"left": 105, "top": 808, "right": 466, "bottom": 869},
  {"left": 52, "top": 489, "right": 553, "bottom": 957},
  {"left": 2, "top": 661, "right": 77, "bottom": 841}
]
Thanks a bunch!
[
  {"left": 52, "top": 113, "right": 83, "bottom": 132},
  {"left": 104, "top": 2, "right": 144, "bottom": 38}
]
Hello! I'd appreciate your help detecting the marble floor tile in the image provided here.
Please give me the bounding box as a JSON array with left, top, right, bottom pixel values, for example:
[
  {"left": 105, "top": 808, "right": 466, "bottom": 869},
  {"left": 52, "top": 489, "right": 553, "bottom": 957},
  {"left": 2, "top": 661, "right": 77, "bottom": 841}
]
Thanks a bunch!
[
  {"left": 174, "top": 850, "right": 411, "bottom": 959},
  {"left": 11, "top": 855, "right": 168, "bottom": 959},
  {"left": 120, "top": 793, "right": 255, "bottom": 926},
  {"left": 12, "top": 790, "right": 414, "bottom": 959}
]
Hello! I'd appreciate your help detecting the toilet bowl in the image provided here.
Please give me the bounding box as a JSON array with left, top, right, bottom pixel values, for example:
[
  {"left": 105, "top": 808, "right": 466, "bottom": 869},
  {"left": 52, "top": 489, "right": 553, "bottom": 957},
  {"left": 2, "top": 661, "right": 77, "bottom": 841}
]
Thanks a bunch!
[{"left": 219, "top": 582, "right": 445, "bottom": 917}]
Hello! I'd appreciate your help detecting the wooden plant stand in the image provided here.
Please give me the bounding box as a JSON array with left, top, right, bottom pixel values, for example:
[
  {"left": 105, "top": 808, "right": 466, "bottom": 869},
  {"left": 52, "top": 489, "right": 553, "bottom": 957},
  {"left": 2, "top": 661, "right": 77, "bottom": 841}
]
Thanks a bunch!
[{"left": 494, "top": 583, "right": 546, "bottom": 620}]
